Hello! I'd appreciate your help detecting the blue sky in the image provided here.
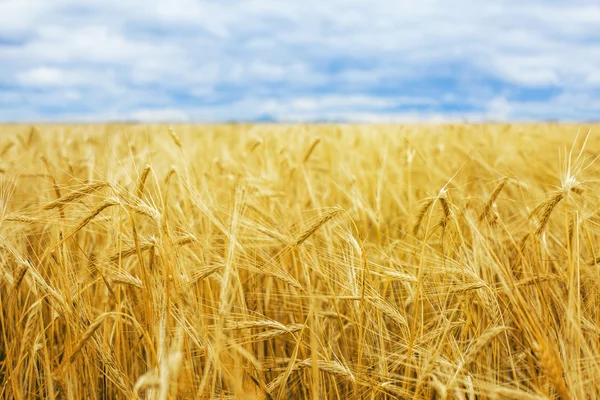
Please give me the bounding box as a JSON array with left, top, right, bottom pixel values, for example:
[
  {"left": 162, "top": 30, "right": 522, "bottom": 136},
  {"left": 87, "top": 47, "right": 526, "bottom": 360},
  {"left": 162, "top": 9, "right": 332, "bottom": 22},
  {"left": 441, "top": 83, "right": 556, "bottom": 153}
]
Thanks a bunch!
[{"left": 1, "top": 0, "right": 600, "bottom": 122}]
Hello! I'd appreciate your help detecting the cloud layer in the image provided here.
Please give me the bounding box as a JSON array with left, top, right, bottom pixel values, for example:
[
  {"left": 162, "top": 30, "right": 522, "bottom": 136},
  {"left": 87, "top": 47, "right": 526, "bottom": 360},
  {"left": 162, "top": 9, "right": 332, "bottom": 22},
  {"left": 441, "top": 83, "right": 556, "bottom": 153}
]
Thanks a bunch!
[{"left": 1, "top": 0, "right": 600, "bottom": 122}]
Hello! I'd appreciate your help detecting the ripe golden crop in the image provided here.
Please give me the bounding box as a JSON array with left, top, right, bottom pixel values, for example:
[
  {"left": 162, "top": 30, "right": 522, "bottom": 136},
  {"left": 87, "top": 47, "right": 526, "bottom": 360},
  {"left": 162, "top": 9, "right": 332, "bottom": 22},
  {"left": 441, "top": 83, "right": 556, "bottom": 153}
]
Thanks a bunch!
[{"left": 0, "top": 123, "right": 598, "bottom": 399}]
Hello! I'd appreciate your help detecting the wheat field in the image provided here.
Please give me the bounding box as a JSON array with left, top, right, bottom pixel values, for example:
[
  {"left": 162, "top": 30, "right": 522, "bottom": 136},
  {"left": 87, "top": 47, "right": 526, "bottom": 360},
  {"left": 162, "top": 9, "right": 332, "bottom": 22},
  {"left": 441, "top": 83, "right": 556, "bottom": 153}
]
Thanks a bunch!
[{"left": 0, "top": 123, "right": 599, "bottom": 399}]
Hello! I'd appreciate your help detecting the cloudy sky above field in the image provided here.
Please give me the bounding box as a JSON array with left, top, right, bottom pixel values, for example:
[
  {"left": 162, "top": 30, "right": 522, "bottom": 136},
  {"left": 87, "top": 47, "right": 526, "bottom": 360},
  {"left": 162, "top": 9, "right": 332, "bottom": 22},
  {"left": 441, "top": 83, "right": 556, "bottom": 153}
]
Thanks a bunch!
[{"left": 1, "top": 0, "right": 600, "bottom": 122}]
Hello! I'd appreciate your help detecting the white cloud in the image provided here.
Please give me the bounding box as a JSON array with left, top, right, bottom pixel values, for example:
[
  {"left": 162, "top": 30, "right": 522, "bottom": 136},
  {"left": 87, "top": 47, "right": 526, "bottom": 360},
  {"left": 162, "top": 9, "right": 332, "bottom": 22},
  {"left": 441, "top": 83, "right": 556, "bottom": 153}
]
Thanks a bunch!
[
  {"left": 16, "top": 67, "right": 64, "bottom": 86},
  {"left": 1, "top": 0, "right": 600, "bottom": 121},
  {"left": 130, "top": 108, "right": 190, "bottom": 122},
  {"left": 15, "top": 66, "right": 120, "bottom": 94},
  {"left": 486, "top": 97, "right": 513, "bottom": 121}
]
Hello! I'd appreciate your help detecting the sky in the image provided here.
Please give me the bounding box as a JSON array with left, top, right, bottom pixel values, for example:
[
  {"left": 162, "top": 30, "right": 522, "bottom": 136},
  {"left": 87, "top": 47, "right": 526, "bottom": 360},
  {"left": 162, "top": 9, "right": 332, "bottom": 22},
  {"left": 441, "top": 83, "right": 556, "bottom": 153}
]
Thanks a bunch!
[{"left": 1, "top": 0, "right": 600, "bottom": 122}]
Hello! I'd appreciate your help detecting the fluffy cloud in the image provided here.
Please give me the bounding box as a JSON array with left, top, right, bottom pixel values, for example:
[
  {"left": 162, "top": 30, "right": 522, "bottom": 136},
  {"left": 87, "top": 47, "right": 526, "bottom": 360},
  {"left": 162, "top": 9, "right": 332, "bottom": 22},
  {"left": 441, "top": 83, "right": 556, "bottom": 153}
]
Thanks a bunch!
[{"left": 1, "top": 0, "right": 599, "bottom": 121}]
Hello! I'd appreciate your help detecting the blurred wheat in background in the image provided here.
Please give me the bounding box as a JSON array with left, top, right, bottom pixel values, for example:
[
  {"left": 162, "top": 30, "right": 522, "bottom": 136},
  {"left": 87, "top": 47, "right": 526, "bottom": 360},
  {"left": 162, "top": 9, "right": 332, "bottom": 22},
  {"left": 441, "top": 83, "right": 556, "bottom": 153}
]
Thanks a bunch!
[{"left": 1, "top": 123, "right": 599, "bottom": 399}]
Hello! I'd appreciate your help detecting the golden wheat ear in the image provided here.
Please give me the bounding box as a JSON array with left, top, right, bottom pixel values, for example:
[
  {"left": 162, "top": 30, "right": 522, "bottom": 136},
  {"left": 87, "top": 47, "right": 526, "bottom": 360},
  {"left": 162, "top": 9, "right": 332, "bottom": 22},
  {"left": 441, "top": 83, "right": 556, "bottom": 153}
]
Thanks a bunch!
[
  {"left": 412, "top": 198, "right": 434, "bottom": 235},
  {"left": 478, "top": 177, "right": 508, "bottom": 222}
]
